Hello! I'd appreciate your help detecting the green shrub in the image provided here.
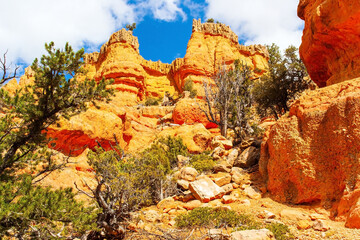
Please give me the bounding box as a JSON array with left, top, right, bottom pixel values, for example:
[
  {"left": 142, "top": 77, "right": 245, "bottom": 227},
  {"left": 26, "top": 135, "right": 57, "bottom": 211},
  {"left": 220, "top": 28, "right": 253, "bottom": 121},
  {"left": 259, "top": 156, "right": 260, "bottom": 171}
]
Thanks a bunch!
[
  {"left": 266, "top": 223, "right": 295, "bottom": 240},
  {"left": 0, "top": 176, "right": 97, "bottom": 238},
  {"left": 175, "top": 207, "right": 260, "bottom": 229},
  {"left": 145, "top": 97, "right": 161, "bottom": 106},
  {"left": 189, "top": 152, "right": 215, "bottom": 173},
  {"left": 183, "top": 79, "right": 197, "bottom": 98}
]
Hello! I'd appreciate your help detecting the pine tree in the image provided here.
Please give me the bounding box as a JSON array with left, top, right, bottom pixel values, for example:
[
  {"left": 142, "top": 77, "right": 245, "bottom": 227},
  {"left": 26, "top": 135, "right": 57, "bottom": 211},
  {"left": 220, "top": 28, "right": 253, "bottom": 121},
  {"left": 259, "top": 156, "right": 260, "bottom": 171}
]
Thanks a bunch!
[
  {"left": 0, "top": 42, "right": 113, "bottom": 175},
  {"left": 253, "top": 44, "right": 310, "bottom": 119},
  {"left": 0, "top": 42, "right": 113, "bottom": 238}
]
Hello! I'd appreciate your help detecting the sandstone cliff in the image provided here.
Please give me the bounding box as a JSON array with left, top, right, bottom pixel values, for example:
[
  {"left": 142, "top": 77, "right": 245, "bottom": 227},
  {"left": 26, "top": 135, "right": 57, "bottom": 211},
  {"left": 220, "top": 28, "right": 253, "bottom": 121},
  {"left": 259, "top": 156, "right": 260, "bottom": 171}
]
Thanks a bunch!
[
  {"left": 37, "top": 20, "right": 268, "bottom": 155},
  {"left": 260, "top": 0, "right": 360, "bottom": 228},
  {"left": 298, "top": 0, "right": 360, "bottom": 87}
]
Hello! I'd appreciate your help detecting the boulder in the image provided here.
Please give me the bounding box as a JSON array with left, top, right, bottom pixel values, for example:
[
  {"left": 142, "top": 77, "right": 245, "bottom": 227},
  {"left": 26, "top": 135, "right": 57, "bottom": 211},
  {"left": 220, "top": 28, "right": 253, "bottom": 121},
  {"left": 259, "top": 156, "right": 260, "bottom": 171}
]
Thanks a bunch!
[
  {"left": 227, "top": 149, "right": 239, "bottom": 166},
  {"left": 157, "top": 197, "right": 176, "bottom": 210},
  {"left": 211, "top": 135, "right": 233, "bottom": 150},
  {"left": 177, "top": 179, "right": 190, "bottom": 190},
  {"left": 259, "top": 78, "right": 360, "bottom": 224},
  {"left": 222, "top": 195, "right": 237, "bottom": 204},
  {"left": 212, "top": 146, "right": 226, "bottom": 160},
  {"left": 183, "top": 200, "right": 202, "bottom": 210},
  {"left": 298, "top": 0, "right": 360, "bottom": 86},
  {"left": 180, "top": 167, "right": 198, "bottom": 182},
  {"left": 345, "top": 205, "right": 360, "bottom": 228},
  {"left": 231, "top": 167, "right": 247, "bottom": 185},
  {"left": 231, "top": 229, "right": 275, "bottom": 240},
  {"left": 221, "top": 183, "right": 234, "bottom": 195},
  {"left": 234, "top": 146, "right": 260, "bottom": 168},
  {"left": 312, "top": 219, "right": 330, "bottom": 232},
  {"left": 214, "top": 161, "right": 232, "bottom": 173},
  {"left": 209, "top": 172, "right": 232, "bottom": 187},
  {"left": 189, "top": 177, "right": 225, "bottom": 203},
  {"left": 243, "top": 186, "right": 262, "bottom": 200},
  {"left": 297, "top": 220, "right": 313, "bottom": 230}
]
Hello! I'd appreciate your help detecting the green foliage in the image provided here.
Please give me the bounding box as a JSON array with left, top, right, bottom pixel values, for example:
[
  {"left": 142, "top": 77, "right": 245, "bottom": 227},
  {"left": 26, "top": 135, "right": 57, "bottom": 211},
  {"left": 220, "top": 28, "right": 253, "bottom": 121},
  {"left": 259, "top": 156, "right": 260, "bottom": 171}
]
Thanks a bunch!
[
  {"left": 126, "top": 23, "right": 137, "bottom": 31},
  {"left": 176, "top": 207, "right": 260, "bottom": 229},
  {"left": 183, "top": 79, "right": 197, "bottom": 98},
  {"left": 0, "top": 42, "right": 113, "bottom": 175},
  {"left": 145, "top": 97, "right": 162, "bottom": 106},
  {"left": 266, "top": 223, "right": 295, "bottom": 240},
  {"left": 206, "top": 18, "right": 215, "bottom": 23},
  {"left": 253, "top": 43, "right": 310, "bottom": 119},
  {"left": 189, "top": 151, "right": 215, "bottom": 173},
  {"left": 86, "top": 137, "right": 187, "bottom": 237},
  {"left": 0, "top": 42, "right": 113, "bottom": 238},
  {"left": 0, "top": 175, "right": 97, "bottom": 238}
]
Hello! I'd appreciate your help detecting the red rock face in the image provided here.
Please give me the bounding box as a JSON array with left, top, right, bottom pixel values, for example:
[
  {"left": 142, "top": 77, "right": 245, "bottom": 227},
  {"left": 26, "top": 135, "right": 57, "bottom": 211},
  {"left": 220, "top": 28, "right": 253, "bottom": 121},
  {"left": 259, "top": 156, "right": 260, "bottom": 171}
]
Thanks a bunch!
[
  {"left": 259, "top": 78, "right": 360, "bottom": 225},
  {"left": 298, "top": 0, "right": 360, "bottom": 87}
]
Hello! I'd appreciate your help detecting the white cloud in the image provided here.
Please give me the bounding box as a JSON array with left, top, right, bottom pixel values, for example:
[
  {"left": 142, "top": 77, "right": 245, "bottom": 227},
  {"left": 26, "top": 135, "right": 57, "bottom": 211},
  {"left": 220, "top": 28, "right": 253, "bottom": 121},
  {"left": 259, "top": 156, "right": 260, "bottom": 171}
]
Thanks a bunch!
[
  {"left": 0, "top": 0, "right": 187, "bottom": 69},
  {"left": 205, "top": 0, "right": 304, "bottom": 50},
  {"left": 136, "top": 0, "right": 187, "bottom": 21}
]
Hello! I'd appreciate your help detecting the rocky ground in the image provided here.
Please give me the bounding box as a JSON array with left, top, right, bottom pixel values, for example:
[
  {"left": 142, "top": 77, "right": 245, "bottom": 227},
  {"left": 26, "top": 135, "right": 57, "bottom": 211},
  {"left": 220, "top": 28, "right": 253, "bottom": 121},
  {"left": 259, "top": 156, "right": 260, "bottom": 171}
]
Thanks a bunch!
[{"left": 123, "top": 138, "right": 360, "bottom": 240}]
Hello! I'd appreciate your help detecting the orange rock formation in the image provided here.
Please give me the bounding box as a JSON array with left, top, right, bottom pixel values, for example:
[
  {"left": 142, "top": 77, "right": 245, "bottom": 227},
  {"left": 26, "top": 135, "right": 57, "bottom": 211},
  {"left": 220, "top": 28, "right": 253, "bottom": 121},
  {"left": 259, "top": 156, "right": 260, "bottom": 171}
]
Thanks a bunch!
[
  {"left": 40, "top": 19, "right": 268, "bottom": 155},
  {"left": 260, "top": 0, "right": 360, "bottom": 228},
  {"left": 298, "top": 0, "right": 360, "bottom": 87}
]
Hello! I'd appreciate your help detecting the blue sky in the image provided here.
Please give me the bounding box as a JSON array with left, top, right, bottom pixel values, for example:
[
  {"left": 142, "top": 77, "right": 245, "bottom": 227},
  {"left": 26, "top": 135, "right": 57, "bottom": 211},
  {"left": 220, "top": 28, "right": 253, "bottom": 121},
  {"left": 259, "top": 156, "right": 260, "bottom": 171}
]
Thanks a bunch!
[{"left": 0, "top": 0, "right": 303, "bottom": 73}]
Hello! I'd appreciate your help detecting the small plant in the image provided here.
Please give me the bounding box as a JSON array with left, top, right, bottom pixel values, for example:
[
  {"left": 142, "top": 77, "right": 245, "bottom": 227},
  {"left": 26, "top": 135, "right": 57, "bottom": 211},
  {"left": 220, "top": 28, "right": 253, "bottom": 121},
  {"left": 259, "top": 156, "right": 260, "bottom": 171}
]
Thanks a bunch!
[
  {"left": 266, "top": 223, "right": 295, "bottom": 240},
  {"left": 183, "top": 79, "right": 197, "bottom": 98},
  {"left": 206, "top": 18, "right": 215, "bottom": 23},
  {"left": 145, "top": 97, "right": 161, "bottom": 106},
  {"left": 175, "top": 207, "right": 260, "bottom": 229},
  {"left": 126, "top": 22, "right": 136, "bottom": 31},
  {"left": 189, "top": 151, "right": 215, "bottom": 173}
]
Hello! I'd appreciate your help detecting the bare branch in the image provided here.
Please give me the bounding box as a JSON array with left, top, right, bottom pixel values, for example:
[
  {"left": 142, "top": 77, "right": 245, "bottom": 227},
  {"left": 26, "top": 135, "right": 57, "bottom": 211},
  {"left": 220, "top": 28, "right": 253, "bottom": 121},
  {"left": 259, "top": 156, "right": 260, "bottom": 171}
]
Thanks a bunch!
[
  {"left": 0, "top": 50, "right": 19, "bottom": 85},
  {"left": 74, "top": 181, "right": 95, "bottom": 199}
]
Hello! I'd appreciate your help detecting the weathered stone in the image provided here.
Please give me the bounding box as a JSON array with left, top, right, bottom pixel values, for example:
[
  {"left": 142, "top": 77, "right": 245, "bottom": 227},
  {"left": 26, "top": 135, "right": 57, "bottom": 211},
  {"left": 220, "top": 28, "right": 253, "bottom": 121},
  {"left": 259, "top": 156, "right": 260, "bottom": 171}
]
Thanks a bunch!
[
  {"left": 189, "top": 177, "right": 225, "bottom": 203},
  {"left": 221, "top": 183, "right": 234, "bottom": 195},
  {"left": 209, "top": 229, "right": 229, "bottom": 240},
  {"left": 345, "top": 205, "right": 360, "bottom": 228},
  {"left": 243, "top": 186, "right": 262, "bottom": 200},
  {"left": 234, "top": 146, "right": 260, "bottom": 168},
  {"left": 231, "top": 167, "right": 247, "bottom": 185},
  {"left": 209, "top": 172, "right": 232, "bottom": 187},
  {"left": 212, "top": 146, "right": 226, "bottom": 160},
  {"left": 183, "top": 200, "right": 202, "bottom": 210},
  {"left": 259, "top": 78, "right": 360, "bottom": 225},
  {"left": 174, "top": 190, "right": 195, "bottom": 202},
  {"left": 180, "top": 167, "right": 198, "bottom": 182},
  {"left": 211, "top": 135, "right": 233, "bottom": 150},
  {"left": 258, "top": 210, "right": 276, "bottom": 219},
  {"left": 214, "top": 161, "right": 232, "bottom": 173},
  {"left": 313, "top": 219, "right": 330, "bottom": 231},
  {"left": 227, "top": 149, "right": 239, "bottom": 166},
  {"left": 222, "top": 195, "right": 237, "bottom": 204},
  {"left": 297, "top": 220, "right": 313, "bottom": 230},
  {"left": 157, "top": 197, "right": 175, "bottom": 210},
  {"left": 231, "top": 229, "right": 275, "bottom": 240},
  {"left": 177, "top": 179, "right": 190, "bottom": 190},
  {"left": 298, "top": 0, "right": 360, "bottom": 86}
]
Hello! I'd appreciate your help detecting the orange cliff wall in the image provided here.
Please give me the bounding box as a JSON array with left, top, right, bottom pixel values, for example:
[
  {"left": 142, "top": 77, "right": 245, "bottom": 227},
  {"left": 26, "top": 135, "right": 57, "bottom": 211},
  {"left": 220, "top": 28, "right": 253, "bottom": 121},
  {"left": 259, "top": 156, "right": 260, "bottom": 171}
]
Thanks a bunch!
[
  {"left": 259, "top": 0, "right": 360, "bottom": 229},
  {"left": 298, "top": 0, "right": 360, "bottom": 87}
]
